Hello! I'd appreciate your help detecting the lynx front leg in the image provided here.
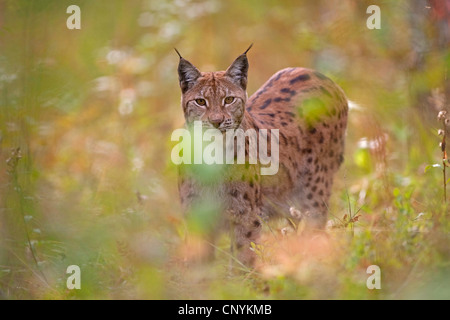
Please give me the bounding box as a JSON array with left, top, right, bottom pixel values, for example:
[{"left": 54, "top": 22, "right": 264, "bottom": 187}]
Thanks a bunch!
[
  {"left": 232, "top": 220, "right": 262, "bottom": 267},
  {"left": 226, "top": 173, "right": 263, "bottom": 268},
  {"left": 227, "top": 201, "right": 263, "bottom": 268},
  {"left": 179, "top": 174, "right": 224, "bottom": 263}
]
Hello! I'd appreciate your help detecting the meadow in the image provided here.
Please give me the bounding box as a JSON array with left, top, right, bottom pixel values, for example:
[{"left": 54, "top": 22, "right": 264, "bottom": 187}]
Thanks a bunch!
[{"left": 0, "top": 0, "right": 449, "bottom": 299}]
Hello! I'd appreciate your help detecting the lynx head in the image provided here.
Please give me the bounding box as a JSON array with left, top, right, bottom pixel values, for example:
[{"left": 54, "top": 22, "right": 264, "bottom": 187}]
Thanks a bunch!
[{"left": 176, "top": 45, "right": 252, "bottom": 131}]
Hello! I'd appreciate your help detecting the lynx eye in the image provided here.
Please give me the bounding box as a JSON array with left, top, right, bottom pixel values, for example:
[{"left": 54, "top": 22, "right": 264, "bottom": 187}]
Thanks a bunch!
[
  {"left": 195, "top": 98, "right": 206, "bottom": 106},
  {"left": 224, "top": 96, "right": 235, "bottom": 104}
]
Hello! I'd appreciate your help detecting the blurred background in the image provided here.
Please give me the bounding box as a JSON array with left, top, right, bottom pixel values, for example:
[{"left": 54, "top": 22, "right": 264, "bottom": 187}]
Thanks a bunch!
[{"left": 0, "top": 0, "right": 449, "bottom": 299}]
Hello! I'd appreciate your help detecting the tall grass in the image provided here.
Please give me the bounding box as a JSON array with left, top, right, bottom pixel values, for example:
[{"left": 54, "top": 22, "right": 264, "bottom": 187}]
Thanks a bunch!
[{"left": 0, "top": 0, "right": 449, "bottom": 299}]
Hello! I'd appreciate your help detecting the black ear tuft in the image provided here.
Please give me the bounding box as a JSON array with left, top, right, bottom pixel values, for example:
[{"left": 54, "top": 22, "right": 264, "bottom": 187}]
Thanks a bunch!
[
  {"left": 176, "top": 51, "right": 201, "bottom": 93},
  {"left": 174, "top": 48, "right": 183, "bottom": 59},
  {"left": 225, "top": 46, "right": 252, "bottom": 90},
  {"left": 243, "top": 43, "right": 253, "bottom": 55}
]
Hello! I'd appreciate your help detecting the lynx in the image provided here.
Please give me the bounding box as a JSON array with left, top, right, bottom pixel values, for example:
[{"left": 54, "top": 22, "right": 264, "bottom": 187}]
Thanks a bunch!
[{"left": 175, "top": 45, "right": 348, "bottom": 266}]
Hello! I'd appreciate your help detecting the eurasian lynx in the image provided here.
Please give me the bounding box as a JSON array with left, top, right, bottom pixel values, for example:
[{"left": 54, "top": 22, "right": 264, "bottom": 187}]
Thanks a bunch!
[{"left": 176, "top": 46, "right": 348, "bottom": 266}]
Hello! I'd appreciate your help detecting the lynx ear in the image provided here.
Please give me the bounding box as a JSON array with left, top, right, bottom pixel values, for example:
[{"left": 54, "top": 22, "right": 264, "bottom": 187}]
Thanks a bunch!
[
  {"left": 175, "top": 49, "right": 201, "bottom": 93},
  {"left": 225, "top": 44, "right": 252, "bottom": 90}
]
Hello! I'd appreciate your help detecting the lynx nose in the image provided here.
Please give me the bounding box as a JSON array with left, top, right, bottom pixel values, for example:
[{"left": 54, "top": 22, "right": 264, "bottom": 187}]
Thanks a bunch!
[{"left": 208, "top": 114, "right": 224, "bottom": 128}]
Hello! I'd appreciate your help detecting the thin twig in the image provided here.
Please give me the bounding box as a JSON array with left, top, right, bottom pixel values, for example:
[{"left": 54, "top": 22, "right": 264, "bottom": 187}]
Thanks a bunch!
[
  {"left": 7, "top": 148, "right": 49, "bottom": 286},
  {"left": 438, "top": 113, "right": 448, "bottom": 203},
  {"left": 206, "top": 241, "right": 253, "bottom": 274}
]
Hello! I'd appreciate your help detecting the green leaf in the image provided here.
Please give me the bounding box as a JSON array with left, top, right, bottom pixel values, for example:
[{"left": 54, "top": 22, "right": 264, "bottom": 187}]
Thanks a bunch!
[
  {"left": 424, "top": 163, "right": 442, "bottom": 173},
  {"left": 354, "top": 148, "right": 372, "bottom": 172},
  {"left": 393, "top": 188, "right": 400, "bottom": 197}
]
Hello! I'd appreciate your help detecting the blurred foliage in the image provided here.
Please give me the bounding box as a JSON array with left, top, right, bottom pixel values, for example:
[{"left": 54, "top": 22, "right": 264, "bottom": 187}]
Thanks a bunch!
[{"left": 0, "top": 0, "right": 449, "bottom": 299}]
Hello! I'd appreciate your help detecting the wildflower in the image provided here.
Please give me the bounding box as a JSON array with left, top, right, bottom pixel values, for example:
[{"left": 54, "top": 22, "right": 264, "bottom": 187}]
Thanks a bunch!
[{"left": 438, "top": 110, "right": 447, "bottom": 120}]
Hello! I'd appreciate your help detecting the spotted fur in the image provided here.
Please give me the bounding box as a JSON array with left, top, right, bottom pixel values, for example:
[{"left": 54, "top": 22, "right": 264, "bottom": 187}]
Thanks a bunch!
[{"left": 176, "top": 48, "right": 348, "bottom": 266}]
